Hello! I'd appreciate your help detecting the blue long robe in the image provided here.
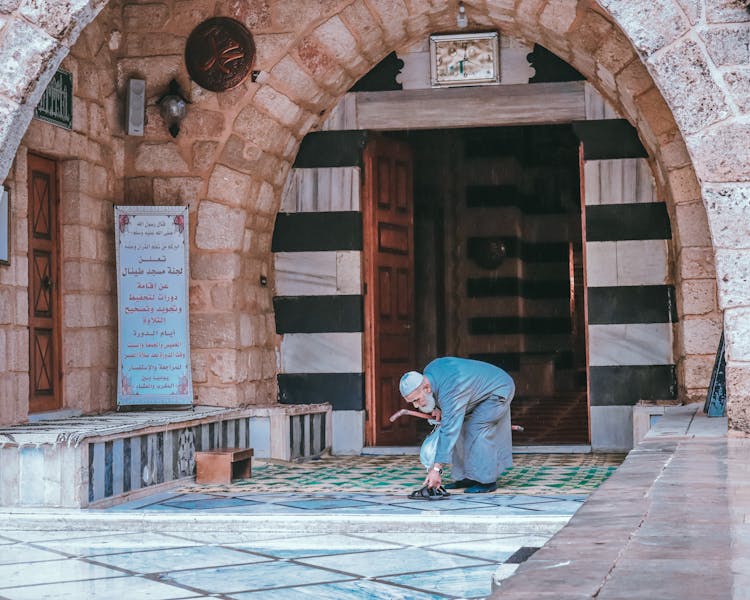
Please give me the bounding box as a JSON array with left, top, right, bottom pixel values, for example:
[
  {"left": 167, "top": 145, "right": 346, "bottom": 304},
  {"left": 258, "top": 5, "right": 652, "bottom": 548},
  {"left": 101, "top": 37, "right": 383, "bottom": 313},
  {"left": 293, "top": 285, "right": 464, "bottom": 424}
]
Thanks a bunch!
[{"left": 424, "top": 357, "right": 515, "bottom": 484}]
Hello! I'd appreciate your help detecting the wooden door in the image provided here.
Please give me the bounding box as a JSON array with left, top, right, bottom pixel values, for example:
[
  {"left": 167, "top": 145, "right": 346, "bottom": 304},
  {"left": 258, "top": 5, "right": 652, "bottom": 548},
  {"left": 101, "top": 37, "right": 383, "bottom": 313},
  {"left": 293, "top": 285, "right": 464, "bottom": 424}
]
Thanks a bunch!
[
  {"left": 28, "top": 154, "right": 61, "bottom": 413},
  {"left": 363, "top": 135, "right": 416, "bottom": 446}
]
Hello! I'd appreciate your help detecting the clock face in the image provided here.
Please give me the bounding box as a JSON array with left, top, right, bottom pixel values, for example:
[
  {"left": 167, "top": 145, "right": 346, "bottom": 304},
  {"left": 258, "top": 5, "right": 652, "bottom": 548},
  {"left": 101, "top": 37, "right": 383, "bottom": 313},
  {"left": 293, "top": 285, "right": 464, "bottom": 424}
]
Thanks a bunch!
[{"left": 431, "top": 33, "right": 499, "bottom": 87}]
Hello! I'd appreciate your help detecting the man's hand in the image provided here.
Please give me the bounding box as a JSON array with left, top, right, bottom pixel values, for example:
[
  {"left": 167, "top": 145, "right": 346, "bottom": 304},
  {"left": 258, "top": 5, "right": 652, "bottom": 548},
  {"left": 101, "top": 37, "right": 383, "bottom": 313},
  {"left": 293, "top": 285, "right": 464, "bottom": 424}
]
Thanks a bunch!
[
  {"left": 431, "top": 408, "right": 442, "bottom": 422},
  {"left": 425, "top": 463, "right": 443, "bottom": 488}
]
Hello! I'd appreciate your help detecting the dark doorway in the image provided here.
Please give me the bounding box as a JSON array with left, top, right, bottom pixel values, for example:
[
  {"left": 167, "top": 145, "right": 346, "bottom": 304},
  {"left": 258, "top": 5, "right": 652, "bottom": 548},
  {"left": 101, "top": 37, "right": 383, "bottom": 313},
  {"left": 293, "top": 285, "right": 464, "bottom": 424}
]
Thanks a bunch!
[{"left": 391, "top": 125, "right": 588, "bottom": 445}]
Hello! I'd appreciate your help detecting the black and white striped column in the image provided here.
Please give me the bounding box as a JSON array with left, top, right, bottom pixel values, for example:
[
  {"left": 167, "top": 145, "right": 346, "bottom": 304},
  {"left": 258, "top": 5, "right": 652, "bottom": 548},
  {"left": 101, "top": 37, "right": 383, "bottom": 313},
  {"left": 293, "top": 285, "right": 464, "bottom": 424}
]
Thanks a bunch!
[
  {"left": 576, "top": 119, "right": 676, "bottom": 450},
  {"left": 273, "top": 132, "right": 367, "bottom": 454}
]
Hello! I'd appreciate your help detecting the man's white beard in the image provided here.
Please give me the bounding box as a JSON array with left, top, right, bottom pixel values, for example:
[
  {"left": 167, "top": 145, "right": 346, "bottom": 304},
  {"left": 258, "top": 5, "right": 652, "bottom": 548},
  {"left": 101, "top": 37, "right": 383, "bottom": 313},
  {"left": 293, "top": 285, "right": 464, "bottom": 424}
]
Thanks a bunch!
[{"left": 418, "top": 393, "right": 436, "bottom": 414}]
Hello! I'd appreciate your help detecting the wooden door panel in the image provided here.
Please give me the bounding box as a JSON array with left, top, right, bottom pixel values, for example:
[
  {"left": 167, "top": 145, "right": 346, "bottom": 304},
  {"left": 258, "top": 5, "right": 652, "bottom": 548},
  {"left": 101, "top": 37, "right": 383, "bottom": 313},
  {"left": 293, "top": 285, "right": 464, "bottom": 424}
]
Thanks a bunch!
[
  {"left": 28, "top": 154, "right": 60, "bottom": 413},
  {"left": 32, "top": 329, "right": 55, "bottom": 394},
  {"left": 378, "top": 223, "right": 409, "bottom": 254},
  {"left": 395, "top": 162, "right": 409, "bottom": 211},
  {"left": 32, "top": 251, "right": 53, "bottom": 316},
  {"left": 380, "top": 333, "right": 411, "bottom": 363},
  {"left": 378, "top": 377, "right": 401, "bottom": 434},
  {"left": 31, "top": 175, "right": 52, "bottom": 239},
  {"left": 378, "top": 268, "right": 392, "bottom": 318},
  {"left": 377, "top": 158, "right": 390, "bottom": 208},
  {"left": 364, "top": 136, "right": 415, "bottom": 446},
  {"left": 396, "top": 269, "right": 409, "bottom": 319}
]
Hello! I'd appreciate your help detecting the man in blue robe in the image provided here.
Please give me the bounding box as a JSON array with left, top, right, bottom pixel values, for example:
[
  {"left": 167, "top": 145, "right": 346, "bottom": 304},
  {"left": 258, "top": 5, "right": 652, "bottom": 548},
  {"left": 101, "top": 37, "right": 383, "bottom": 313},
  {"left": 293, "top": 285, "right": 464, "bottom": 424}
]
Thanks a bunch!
[{"left": 400, "top": 357, "right": 515, "bottom": 493}]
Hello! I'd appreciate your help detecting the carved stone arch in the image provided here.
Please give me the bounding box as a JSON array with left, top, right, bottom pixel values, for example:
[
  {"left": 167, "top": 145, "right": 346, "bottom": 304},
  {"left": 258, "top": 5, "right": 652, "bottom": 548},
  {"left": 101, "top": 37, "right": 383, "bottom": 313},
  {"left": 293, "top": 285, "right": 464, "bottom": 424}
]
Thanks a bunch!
[{"left": 1, "top": 0, "right": 749, "bottom": 429}]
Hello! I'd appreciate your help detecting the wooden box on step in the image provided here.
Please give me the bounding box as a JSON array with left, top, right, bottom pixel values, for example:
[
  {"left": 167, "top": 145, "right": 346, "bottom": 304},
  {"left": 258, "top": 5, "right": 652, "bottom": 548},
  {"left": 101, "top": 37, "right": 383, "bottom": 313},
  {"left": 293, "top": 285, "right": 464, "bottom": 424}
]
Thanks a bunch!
[{"left": 195, "top": 447, "right": 254, "bottom": 485}]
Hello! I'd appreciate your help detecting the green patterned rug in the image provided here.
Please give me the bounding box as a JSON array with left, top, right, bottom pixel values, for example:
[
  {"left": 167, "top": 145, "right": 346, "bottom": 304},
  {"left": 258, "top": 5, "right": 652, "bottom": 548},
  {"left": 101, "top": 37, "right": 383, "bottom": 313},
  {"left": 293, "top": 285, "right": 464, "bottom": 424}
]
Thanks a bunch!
[{"left": 180, "top": 453, "right": 625, "bottom": 495}]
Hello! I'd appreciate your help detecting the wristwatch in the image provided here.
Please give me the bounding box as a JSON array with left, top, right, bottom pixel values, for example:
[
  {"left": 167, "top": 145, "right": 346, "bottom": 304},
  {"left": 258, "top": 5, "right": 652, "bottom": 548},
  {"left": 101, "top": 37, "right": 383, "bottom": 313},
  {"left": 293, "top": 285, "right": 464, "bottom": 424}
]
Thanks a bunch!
[{"left": 432, "top": 466, "right": 443, "bottom": 474}]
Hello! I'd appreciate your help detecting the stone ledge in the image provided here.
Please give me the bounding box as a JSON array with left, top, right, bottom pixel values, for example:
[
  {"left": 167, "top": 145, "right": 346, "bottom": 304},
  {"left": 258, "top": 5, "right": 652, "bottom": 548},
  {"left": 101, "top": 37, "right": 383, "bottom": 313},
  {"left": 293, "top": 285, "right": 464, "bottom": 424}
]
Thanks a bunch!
[
  {"left": 0, "top": 403, "right": 331, "bottom": 448},
  {"left": 490, "top": 404, "right": 734, "bottom": 598},
  {"left": 0, "top": 403, "right": 332, "bottom": 508},
  {"left": 0, "top": 510, "right": 570, "bottom": 536}
]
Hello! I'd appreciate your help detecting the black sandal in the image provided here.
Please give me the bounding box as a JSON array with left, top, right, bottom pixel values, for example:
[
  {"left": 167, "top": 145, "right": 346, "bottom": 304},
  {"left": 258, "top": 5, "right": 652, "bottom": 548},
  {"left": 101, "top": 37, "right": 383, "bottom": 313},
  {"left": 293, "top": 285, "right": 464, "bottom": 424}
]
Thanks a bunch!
[{"left": 407, "top": 485, "right": 451, "bottom": 500}]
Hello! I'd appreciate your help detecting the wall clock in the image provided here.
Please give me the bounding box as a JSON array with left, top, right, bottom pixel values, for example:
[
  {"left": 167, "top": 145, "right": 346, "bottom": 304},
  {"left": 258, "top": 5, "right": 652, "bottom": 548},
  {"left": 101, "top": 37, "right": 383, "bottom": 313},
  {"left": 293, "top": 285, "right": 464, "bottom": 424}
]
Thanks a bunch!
[{"left": 430, "top": 32, "right": 500, "bottom": 87}]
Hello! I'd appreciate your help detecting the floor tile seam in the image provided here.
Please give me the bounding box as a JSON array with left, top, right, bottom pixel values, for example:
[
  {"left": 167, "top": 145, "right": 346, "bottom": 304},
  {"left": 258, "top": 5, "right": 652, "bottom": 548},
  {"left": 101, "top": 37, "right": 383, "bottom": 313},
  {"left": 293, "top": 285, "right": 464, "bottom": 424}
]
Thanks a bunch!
[
  {"left": 163, "top": 567, "right": 358, "bottom": 597},
  {"left": 488, "top": 444, "right": 673, "bottom": 596},
  {"left": 587, "top": 442, "right": 683, "bottom": 597},
  {"left": 0, "top": 571, "right": 132, "bottom": 592},
  {"left": 376, "top": 564, "right": 501, "bottom": 599},
  {"left": 292, "top": 554, "right": 497, "bottom": 581},
  {"left": 90, "top": 548, "right": 280, "bottom": 573}
]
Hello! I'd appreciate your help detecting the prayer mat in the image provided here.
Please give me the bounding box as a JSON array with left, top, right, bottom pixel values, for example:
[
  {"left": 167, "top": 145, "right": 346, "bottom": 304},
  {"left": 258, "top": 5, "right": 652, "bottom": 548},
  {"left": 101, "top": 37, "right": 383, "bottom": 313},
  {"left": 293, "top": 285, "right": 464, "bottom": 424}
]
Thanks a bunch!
[{"left": 177, "top": 453, "right": 625, "bottom": 496}]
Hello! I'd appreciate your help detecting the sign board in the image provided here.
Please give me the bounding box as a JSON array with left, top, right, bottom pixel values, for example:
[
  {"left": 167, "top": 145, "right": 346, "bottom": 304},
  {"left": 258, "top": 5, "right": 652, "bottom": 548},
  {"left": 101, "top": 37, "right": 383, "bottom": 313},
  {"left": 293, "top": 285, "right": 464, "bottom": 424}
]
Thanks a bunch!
[
  {"left": 34, "top": 69, "right": 73, "bottom": 129},
  {"left": 115, "top": 206, "right": 193, "bottom": 407}
]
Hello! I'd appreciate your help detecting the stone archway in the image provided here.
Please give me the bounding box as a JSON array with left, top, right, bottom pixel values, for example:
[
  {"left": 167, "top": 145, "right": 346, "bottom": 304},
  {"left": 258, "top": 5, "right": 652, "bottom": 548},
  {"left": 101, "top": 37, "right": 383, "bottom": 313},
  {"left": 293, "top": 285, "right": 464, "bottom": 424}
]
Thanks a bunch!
[{"left": 1, "top": 0, "right": 748, "bottom": 430}]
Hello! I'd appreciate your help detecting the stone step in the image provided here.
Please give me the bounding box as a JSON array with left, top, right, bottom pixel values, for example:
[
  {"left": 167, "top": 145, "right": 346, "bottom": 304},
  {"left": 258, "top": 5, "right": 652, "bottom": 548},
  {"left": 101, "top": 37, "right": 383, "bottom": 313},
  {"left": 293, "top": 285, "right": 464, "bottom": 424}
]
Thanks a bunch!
[{"left": 0, "top": 508, "right": 570, "bottom": 536}]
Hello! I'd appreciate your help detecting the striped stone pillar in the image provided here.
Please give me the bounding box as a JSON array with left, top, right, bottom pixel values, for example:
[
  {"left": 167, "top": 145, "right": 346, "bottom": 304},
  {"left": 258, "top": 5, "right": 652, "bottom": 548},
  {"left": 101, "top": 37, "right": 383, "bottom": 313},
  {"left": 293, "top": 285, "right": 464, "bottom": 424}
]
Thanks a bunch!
[
  {"left": 575, "top": 119, "right": 676, "bottom": 450},
  {"left": 273, "top": 131, "right": 367, "bottom": 455}
]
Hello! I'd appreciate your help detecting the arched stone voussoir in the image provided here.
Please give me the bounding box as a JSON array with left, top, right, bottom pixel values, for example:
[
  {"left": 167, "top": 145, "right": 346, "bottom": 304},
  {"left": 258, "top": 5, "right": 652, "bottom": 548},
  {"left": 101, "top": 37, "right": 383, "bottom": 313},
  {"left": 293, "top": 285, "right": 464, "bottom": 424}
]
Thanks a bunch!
[
  {"left": 597, "top": 0, "right": 691, "bottom": 57},
  {"left": 19, "top": 0, "right": 108, "bottom": 43},
  {"left": 0, "top": 1, "right": 107, "bottom": 182}
]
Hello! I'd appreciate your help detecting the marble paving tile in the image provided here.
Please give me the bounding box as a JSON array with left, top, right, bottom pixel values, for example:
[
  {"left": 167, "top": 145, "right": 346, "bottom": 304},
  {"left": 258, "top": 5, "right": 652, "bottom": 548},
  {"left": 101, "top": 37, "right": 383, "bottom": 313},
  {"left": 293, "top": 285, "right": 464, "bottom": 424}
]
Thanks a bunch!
[
  {"left": 427, "top": 539, "right": 517, "bottom": 562},
  {"left": 134, "top": 503, "right": 196, "bottom": 512},
  {"left": 0, "top": 530, "right": 126, "bottom": 543},
  {"left": 382, "top": 564, "right": 500, "bottom": 598},
  {"left": 413, "top": 505, "right": 561, "bottom": 516},
  {"left": 228, "top": 533, "right": 402, "bottom": 559},
  {"left": 161, "top": 497, "right": 262, "bottom": 510},
  {"left": 275, "top": 498, "right": 378, "bottom": 510},
  {"left": 390, "top": 498, "right": 498, "bottom": 511},
  {"left": 460, "top": 494, "right": 581, "bottom": 506},
  {"left": 355, "top": 533, "right": 518, "bottom": 547},
  {"left": 228, "top": 578, "right": 444, "bottom": 599},
  {"left": 492, "top": 562, "right": 520, "bottom": 583},
  {"left": 106, "top": 491, "right": 184, "bottom": 511},
  {"left": 0, "top": 544, "right": 67, "bottom": 564},
  {"left": 0, "top": 575, "right": 194, "bottom": 600},
  {"left": 476, "top": 535, "right": 553, "bottom": 549},
  {"left": 298, "top": 547, "right": 491, "bottom": 578},
  {"left": 314, "top": 504, "right": 425, "bottom": 515},
  {"left": 34, "top": 532, "right": 201, "bottom": 556},
  {"left": 158, "top": 560, "right": 350, "bottom": 594},
  {"left": 196, "top": 504, "right": 327, "bottom": 515},
  {"left": 167, "top": 531, "right": 297, "bottom": 545},
  {"left": 0, "top": 559, "right": 123, "bottom": 588},
  {"left": 90, "top": 545, "right": 267, "bottom": 574},
  {"left": 510, "top": 499, "right": 588, "bottom": 513}
]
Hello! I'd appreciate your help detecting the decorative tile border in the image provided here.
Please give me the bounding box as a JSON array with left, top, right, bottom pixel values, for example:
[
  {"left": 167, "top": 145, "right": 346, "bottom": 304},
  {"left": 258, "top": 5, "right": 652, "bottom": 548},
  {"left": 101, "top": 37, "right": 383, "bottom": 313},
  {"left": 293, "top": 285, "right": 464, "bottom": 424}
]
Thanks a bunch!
[{"left": 176, "top": 453, "right": 625, "bottom": 496}]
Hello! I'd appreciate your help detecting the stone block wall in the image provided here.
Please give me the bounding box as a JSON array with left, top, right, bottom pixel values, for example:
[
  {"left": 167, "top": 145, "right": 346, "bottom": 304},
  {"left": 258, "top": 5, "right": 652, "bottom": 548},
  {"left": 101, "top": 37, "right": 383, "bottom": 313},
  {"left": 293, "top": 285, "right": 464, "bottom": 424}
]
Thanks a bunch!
[
  {"left": 0, "top": 0, "right": 748, "bottom": 431},
  {"left": 0, "top": 148, "right": 30, "bottom": 426},
  {"left": 0, "top": 10, "right": 122, "bottom": 424}
]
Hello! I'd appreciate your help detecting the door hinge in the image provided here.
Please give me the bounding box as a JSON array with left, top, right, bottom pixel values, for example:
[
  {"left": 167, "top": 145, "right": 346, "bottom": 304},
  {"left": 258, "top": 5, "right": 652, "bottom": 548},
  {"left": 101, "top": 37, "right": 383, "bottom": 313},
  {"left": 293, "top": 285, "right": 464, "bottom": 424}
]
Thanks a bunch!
[
  {"left": 365, "top": 409, "right": 369, "bottom": 421},
  {"left": 363, "top": 282, "right": 368, "bottom": 294}
]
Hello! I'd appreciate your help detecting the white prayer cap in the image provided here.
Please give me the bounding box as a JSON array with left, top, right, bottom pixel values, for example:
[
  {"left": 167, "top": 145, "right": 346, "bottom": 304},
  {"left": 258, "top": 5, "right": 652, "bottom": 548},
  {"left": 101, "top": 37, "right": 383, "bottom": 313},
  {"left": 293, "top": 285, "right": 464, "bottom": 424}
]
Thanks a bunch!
[{"left": 399, "top": 371, "right": 424, "bottom": 397}]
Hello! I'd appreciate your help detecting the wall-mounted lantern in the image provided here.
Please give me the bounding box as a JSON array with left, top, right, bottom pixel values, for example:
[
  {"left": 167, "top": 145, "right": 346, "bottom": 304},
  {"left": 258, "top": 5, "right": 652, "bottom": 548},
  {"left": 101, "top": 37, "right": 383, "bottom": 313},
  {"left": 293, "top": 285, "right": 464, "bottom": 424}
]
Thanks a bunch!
[{"left": 157, "top": 79, "right": 189, "bottom": 137}]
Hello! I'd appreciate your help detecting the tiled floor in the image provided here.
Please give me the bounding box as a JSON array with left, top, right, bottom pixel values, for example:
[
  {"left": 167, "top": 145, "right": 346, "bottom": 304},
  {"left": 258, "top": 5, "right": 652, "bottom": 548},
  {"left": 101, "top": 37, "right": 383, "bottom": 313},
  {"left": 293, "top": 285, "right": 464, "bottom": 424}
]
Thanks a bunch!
[
  {"left": 0, "top": 454, "right": 624, "bottom": 599},
  {"left": 0, "top": 528, "right": 552, "bottom": 599},
  {"left": 111, "top": 489, "right": 589, "bottom": 518},
  {"left": 171, "top": 453, "right": 625, "bottom": 496}
]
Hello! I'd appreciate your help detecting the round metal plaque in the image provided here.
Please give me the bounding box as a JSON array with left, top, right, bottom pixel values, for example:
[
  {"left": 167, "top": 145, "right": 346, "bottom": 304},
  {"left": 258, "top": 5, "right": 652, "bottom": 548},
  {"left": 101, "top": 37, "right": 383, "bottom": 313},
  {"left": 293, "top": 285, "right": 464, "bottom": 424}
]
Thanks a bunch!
[{"left": 185, "top": 17, "right": 255, "bottom": 92}]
